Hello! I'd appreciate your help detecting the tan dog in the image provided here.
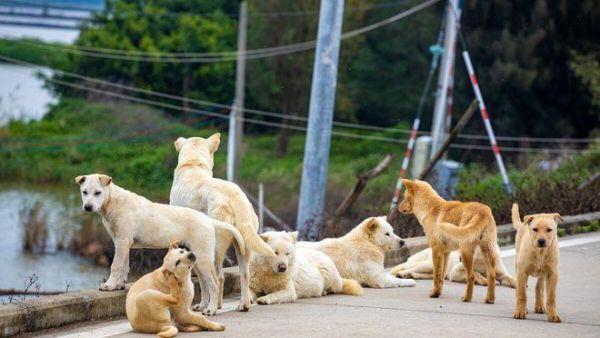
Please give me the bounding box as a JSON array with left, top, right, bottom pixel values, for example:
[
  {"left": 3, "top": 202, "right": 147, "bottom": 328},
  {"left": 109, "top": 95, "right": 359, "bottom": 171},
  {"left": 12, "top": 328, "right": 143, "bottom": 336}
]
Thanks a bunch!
[
  {"left": 170, "top": 134, "right": 275, "bottom": 312},
  {"left": 249, "top": 231, "right": 363, "bottom": 305},
  {"left": 390, "top": 246, "right": 516, "bottom": 288},
  {"left": 512, "top": 203, "right": 562, "bottom": 323},
  {"left": 398, "top": 179, "right": 498, "bottom": 303},
  {"left": 298, "top": 216, "right": 415, "bottom": 288},
  {"left": 76, "top": 174, "right": 245, "bottom": 316},
  {"left": 126, "top": 241, "right": 224, "bottom": 337}
]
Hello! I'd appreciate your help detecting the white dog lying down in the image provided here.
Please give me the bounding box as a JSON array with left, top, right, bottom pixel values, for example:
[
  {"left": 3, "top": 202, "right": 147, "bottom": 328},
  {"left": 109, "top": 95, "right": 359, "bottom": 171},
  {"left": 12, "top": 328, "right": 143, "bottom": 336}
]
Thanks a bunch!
[
  {"left": 298, "top": 216, "right": 416, "bottom": 288},
  {"left": 390, "top": 246, "right": 516, "bottom": 288},
  {"left": 76, "top": 173, "right": 245, "bottom": 316},
  {"left": 126, "top": 241, "right": 224, "bottom": 337},
  {"left": 249, "top": 231, "right": 363, "bottom": 305}
]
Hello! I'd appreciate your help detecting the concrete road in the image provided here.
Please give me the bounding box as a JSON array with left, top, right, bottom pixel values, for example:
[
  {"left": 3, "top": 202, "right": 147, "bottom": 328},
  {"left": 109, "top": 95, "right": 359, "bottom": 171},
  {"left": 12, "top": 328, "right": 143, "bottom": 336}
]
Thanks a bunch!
[{"left": 30, "top": 233, "right": 600, "bottom": 338}]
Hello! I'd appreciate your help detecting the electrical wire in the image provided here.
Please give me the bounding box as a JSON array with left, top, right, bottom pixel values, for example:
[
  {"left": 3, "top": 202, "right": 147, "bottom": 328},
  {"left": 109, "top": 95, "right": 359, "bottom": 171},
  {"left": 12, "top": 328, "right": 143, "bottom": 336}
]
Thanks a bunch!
[{"left": 0, "top": 0, "right": 442, "bottom": 63}]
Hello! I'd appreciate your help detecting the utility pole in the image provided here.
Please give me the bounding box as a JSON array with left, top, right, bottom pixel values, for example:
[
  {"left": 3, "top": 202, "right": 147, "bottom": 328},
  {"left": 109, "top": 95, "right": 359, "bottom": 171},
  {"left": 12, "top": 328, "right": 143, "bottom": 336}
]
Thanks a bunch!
[
  {"left": 430, "top": 0, "right": 461, "bottom": 158},
  {"left": 296, "top": 0, "right": 345, "bottom": 240},
  {"left": 227, "top": 1, "right": 247, "bottom": 182}
]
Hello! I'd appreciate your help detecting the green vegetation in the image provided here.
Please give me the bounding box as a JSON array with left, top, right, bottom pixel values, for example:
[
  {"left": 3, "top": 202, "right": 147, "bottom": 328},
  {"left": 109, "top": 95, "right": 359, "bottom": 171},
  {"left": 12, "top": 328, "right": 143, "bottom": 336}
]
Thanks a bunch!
[
  {"left": 456, "top": 146, "right": 600, "bottom": 224},
  {"left": 0, "top": 99, "right": 405, "bottom": 216}
]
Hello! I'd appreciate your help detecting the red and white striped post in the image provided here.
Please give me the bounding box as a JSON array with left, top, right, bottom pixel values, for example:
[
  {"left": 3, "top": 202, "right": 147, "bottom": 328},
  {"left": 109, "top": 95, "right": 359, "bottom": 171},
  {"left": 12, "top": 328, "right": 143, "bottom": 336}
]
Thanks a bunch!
[
  {"left": 462, "top": 50, "right": 513, "bottom": 194},
  {"left": 390, "top": 117, "right": 420, "bottom": 209}
]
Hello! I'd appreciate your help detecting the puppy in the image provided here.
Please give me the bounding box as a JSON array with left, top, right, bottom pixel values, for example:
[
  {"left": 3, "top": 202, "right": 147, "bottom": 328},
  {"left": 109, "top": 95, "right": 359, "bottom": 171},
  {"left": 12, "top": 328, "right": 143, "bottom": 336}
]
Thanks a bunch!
[
  {"left": 126, "top": 241, "right": 225, "bottom": 337},
  {"left": 399, "top": 179, "right": 498, "bottom": 303},
  {"left": 298, "top": 216, "right": 416, "bottom": 288},
  {"left": 76, "top": 173, "right": 246, "bottom": 316},
  {"left": 249, "top": 231, "right": 363, "bottom": 305},
  {"left": 171, "top": 134, "right": 275, "bottom": 312},
  {"left": 512, "top": 203, "right": 562, "bottom": 322},
  {"left": 390, "top": 246, "right": 516, "bottom": 288}
]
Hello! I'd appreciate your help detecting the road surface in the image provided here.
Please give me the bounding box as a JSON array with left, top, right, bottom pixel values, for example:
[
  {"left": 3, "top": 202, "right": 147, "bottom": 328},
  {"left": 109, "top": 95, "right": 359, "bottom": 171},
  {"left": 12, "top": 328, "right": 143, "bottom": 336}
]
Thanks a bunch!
[{"left": 27, "top": 233, "right": 600, "bottom": 338}]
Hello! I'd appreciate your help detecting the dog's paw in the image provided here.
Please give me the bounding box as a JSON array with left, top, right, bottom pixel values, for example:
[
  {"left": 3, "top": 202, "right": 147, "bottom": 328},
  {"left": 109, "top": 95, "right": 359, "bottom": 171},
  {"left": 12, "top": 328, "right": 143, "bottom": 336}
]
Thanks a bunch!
[
  {"left": 398, "top": 278, "right": 416, "bottom": 287},
  {"left": 535, "top": 304, "right": 546, "bottom": 314},
  {"left": 236, "top": 301, "right": 251, "bottom": 312},
  {"left": 513, "top": 309, "right": 527, "bottom": 319},
  {"left": 99, "top": 282, "right": 118, "bottom": 291},
  {"left": 192, "top": 304, "right": 208, "bottom": 312},
  {"left": 212, "top": 323, "right": 226, "bottom": 331},
  {"left": 484, "top": 298, "right": 495, "bottom": 304},
  {"left": 461, "top": 296, "right": 472, "bottom": 303},
  {"left": 256, "top": 296, "right": 273, "bottom": 305},
  {"left": 429, "top": 288, "right": 441, "bottom": 298},
  {"left": 547, "top": 313, "right": 561, "bottom": 323},
  {"left": 395, "top": 272, "right": 413, "bottom": 279},
  {"left": 202, "top": 307, "right": 217, "bottom": 316}
]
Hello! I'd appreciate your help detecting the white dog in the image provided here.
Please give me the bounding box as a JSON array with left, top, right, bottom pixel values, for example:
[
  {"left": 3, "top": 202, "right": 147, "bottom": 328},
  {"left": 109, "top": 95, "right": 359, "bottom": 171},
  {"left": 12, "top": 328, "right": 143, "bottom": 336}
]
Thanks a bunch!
[
  {"left": 390, "top": 246, "right": 516, "bottom": 288},
  {"left": 76, "top": 173, "right": 245, "bottom": 316},
  {"left": 170, "top": 134, "right": 275, "bottom": 312},
  {"left": 249, "top": 231, "right": 363, "bottom": 305},
  {"left": 299, "top": 216, "right": 415, "bottom": 288}
]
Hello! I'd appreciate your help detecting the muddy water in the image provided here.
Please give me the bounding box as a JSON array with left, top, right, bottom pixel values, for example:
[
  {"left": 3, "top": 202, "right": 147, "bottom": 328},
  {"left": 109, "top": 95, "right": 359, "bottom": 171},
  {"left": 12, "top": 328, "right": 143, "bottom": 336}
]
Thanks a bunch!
[{"left": 0, "top": 183, "right": 107, "bottom": 301}]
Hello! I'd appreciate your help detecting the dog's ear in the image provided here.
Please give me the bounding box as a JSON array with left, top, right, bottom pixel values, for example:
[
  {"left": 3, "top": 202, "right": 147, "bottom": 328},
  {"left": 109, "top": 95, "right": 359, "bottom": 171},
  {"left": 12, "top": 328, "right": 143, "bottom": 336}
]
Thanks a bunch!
[
  {"left": 174, "top": 137, "right": 186, "bottom": 152},
  {"left": 401, "top": 179, "right": 415, "bottom": 191},
  {"left": 74, "top": 175, "right": 86, "bottom": 185},
  {"left": 169, "top": 240, "right": 180, "bottom": 250},
  {"left": 365, "top": 218, "right": 378, "bottom": 232},
  {"left": 551, "top": 213, "right": 564, "bottom": 223},
  {"left": 208, "top": 133, "right": 221, "bottom": 152},
  {"left": 98, "top": 175, "right": 112, "bottom": 186},
  {"left": 523, "top": 215, "right": 535, "bottom": 226},
  {"left": 260, "top": 233, "right": 270, "bottom": 243},
  {"left": 290, "top": 231, "right": 299, "bottom": 243}
]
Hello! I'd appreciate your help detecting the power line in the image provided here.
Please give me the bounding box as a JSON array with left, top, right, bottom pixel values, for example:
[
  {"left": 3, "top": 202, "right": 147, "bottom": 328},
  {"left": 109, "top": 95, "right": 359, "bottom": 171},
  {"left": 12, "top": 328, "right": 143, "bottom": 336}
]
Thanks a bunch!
[
  {"left": 0, "top": 0, "right": 441, "bottom": 63},
  {"left": 15, "top": 71, "right": 596, "bottom": 154},
  {"left": 2, "top": 53, "right": 598, "bottom": 144}
]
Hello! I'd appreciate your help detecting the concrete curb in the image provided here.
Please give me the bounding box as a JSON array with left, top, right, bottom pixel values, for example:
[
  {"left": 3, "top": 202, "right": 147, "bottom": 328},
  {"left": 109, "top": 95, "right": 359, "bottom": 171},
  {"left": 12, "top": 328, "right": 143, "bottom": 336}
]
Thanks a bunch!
[
  {"left": 1, "top": 211, "right": 598, "bottom": 336},
  {"left": 0, "top": 268, "right": 240, "bottom": 337}
]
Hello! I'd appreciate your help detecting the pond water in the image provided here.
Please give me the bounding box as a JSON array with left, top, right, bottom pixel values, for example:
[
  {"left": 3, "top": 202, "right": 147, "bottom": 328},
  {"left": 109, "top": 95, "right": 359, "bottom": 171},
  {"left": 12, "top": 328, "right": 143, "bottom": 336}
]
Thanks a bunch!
[{"left": 0, "top": 183, "right": 108, "bottom": 302}]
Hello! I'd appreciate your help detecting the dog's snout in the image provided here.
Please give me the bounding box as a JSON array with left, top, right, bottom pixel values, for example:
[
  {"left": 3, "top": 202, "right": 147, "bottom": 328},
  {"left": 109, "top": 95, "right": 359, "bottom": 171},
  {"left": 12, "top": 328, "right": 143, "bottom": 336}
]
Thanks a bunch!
[
  {"left": 277, "top": 263, "right": 287, "bottom": 272},
  {"left": 537, "top": 238, "right": 546, "bottom": 247},
  {"left": 188, "top": 252, "right": 196, "bottom": 261},
  {"left": 399, "top": 239, "right": 405, "bottom": 247},
  {"left": 83, "top": 204, "right": 93, "bottom": 212}
]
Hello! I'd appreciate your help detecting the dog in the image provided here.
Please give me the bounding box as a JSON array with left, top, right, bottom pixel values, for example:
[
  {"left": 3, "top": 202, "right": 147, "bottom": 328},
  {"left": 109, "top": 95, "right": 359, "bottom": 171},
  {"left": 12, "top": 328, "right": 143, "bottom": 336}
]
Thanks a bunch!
[
  {"left": 76, "top": 173, "right": 245, "bottom": 316},
  {"left": 249, "top": 231, "right": 363, "bottom": 305},
  {"left": 298, "top": 216, "right": 416, "bottom": 288},
  {"left": 126, "top": 241, "right": 225, "bottom": 337},
  {"left": 512, "top": 203, "right": 562, "bottom": 322},
  {"left": 170, "top": 134, "right": 275, "bottom": 312},
  {"left": 398, "top": 179, "right": 498, "bottom": 303},
  {"left": 390, "top": 246, "right": 516, "bottom": 288}
]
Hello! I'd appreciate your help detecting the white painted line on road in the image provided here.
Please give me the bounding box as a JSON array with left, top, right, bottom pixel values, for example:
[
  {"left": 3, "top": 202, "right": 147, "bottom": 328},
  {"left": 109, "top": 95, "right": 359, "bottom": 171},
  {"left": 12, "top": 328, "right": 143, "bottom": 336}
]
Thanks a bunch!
[
  {"left": 500, "top": 233, "right": 600, "bottom": 258},
  {"left": 56, "top": 300, "right": 243, "bottom": 338}
]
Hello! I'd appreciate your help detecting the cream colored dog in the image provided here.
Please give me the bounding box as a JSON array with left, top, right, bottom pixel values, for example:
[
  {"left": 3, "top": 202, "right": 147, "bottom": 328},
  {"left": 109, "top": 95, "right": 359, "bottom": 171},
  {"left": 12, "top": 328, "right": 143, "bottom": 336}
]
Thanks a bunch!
[
  {"left": 76, "top": 173, "right": 245, "bottom": 316},
  {"left": 126, "top": 241, "right": 224, "bottom": 337},
  {"left": 298, "top": 216, "right": 416, "bottom": 288},
  {"left": 171, "top": 134, "right": 275, "bottom": 312},
  {"left": 390, "top": 246, "right": 516, "bottom": 288},
  {"left": 512, "top": 203, "right": 562, "bottom": 323},
  {"left": 249, "top": 231, "right": 363, "bottom": 305}
]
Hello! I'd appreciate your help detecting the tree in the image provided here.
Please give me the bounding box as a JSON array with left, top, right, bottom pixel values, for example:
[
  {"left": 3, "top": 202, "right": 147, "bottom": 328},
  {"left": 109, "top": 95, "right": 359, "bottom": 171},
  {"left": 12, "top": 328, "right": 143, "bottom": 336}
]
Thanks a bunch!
[{"left": 53, "top": 0, "right": 237, "bottom": 110}]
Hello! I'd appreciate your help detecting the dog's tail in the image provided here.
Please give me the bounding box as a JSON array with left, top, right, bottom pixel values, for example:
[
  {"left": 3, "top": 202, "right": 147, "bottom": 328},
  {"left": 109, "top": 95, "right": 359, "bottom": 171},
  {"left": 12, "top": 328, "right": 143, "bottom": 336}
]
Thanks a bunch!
[
  {"left": 511, "top": 203, "right": 523, "bottom": 230},
  {"left": 213, "top": 220, "right": 247, "bottom": 257},
  {"left": 389, "top": 262, "right": 408, "bottom": 276},
  {"left": 340, "top": 278, "right": 364, "bottom": 296},
  {"left": 437, "top": 220, "right": 486, "bottom": 243},
  {"left": 231, "top": 201, "right": 276, "bottom": 257}
]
